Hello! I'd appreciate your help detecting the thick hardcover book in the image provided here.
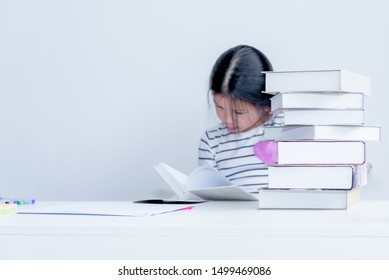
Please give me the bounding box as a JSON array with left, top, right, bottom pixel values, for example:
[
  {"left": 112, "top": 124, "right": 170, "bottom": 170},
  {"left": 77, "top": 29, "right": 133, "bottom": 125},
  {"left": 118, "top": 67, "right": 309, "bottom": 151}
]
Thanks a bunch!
[
  {"left": 257, "top": 188, "right": 360, "bottom": 210},
  {"left": 273, "top": 108, "right": 365, "bottom": 125},
  {"left": 263, "top": 125, "right": 381, "bottom": 141},
  {"left": 267, "top": 163, "right": 371, "bottom": 190},
  {"left": 263, "top": 70, "right": 371, "bottom": 96},
  {"left": 270, "top": 92, "right": 364, "bottom": 111},
  {"left": 254, "top": 140, "right": 365, "bottom": 165}
]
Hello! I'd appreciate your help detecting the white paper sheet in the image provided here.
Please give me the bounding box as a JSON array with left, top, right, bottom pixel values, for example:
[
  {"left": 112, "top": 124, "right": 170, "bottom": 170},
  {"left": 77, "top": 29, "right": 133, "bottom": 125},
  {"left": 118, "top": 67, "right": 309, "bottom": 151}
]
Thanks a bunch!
[{"left": 17, "top": 201, "right": 194, "bottom": 217}]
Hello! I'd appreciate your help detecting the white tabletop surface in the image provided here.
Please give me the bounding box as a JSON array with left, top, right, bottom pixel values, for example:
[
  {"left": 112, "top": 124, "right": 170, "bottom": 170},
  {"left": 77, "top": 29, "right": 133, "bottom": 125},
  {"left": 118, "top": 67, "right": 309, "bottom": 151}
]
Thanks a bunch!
[{"left": 1, "top": 200, "right": 389, "bottom": 259}]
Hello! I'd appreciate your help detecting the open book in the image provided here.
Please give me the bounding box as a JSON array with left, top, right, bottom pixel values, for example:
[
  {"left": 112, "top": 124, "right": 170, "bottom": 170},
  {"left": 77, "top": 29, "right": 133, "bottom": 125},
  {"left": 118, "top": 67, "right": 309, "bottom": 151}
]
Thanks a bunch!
[{"left": 154, "top": 162, "right": 257, "bottom": 201}]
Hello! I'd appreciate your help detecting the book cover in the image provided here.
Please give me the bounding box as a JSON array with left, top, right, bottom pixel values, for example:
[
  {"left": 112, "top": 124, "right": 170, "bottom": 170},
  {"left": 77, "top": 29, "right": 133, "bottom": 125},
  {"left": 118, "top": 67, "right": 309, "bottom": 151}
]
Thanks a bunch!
[
  {"left": 254, "top": 140, "right": 366, "bottom": 165},
  {"left": 154, "top": 162, "right": 257, "bottom": 201},
  {"left": 257, "top": 188, "right": 360, "bottom": 210},
  {"left": 263, "top": 70, "right": 371, "bottom": 96},
  {"left": 263, "top": 125, "right": 381, "bottom": 141},
  {"left": 273, "top": 108, "right": 365, "bottom": 125},
  {"left": 267, "top": 163, "right": 371, "bottom": 190},
  {"left": 270, "top": 91, "right": 364, "bottom": 111}
]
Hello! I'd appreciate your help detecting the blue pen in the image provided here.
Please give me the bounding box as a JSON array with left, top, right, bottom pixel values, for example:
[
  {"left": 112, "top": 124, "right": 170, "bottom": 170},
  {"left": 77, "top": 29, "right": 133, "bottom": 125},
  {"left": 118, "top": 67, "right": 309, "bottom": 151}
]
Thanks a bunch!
[{"left": 0, "top": 197, "right": 36, "bottom": 205}]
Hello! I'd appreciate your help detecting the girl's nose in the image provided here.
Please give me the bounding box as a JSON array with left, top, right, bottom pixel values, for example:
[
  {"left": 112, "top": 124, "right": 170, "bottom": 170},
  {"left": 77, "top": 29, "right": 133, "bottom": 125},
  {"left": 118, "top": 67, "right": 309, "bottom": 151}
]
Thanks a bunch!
[{"left": 223, "top": 111, "right": 233, "bottom": 125}]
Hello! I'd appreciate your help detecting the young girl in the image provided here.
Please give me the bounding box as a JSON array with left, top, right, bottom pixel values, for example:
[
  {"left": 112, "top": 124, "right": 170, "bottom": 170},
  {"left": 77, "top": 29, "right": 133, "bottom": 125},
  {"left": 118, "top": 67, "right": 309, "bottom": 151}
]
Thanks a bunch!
[{"left": 198, "top": 45, "right": 280, "bottom": 193}]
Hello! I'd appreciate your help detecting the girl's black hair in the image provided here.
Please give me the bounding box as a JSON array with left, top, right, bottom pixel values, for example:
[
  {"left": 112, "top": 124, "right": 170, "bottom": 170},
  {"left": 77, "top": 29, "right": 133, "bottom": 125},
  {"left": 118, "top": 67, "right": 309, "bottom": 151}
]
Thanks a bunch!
[{"left": 209, "top": 45, "right": 273, "bottom": 107}]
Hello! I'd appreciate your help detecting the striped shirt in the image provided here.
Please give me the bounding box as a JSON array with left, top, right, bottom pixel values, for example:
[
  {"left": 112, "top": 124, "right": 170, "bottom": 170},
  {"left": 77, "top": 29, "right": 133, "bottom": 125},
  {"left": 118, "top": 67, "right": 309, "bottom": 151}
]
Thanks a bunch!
[{"left": 198, "top": 115, "right": 282, "bottom": 193}]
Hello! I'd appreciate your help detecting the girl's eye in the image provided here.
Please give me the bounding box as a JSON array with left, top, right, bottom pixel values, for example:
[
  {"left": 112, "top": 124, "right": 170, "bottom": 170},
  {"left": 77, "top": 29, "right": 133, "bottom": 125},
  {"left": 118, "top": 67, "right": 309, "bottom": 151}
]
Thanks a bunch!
[{"left": 234, "top": 111, "right": 245, "bottom": 115}]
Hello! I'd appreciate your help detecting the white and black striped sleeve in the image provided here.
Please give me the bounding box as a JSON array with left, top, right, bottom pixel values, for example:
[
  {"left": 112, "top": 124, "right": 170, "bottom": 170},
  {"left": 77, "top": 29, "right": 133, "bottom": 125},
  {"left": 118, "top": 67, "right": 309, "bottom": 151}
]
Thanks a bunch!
[{"left": 198, "top": 130, "right": 217, "bottom": 168}]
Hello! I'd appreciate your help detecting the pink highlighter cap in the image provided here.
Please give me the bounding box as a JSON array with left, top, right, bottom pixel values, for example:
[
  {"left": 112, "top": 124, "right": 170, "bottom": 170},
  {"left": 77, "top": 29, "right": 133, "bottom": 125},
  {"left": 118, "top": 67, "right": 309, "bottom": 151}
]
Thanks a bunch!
[{"left": 253, "top": 141, "right": 277, "bottom": 165}]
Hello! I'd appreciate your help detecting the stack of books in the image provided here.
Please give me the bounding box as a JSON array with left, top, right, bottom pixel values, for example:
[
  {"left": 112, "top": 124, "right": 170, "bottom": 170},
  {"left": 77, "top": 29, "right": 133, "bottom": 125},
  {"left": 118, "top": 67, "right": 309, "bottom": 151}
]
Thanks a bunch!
[{"left": 255, "top": 70, "right": 381, "bottom": 209}]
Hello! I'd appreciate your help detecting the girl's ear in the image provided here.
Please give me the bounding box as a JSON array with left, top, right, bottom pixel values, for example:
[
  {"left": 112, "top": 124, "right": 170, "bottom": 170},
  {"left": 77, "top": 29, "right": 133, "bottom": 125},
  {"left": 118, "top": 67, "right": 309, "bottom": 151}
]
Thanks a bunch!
[{"left": 262, "top": 106, "right": 271, "bottom": 113}]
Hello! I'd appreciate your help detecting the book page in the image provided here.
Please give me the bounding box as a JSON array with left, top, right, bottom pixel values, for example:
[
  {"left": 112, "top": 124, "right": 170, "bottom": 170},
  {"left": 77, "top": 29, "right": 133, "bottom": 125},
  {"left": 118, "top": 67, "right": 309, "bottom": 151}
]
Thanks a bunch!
[
  {"left": 190, "top": 186, "right": 257, "bottom": 201},
  {"left": 187, "top": 165, "right": 232, "bottom": 190},
  {"left": 154, "top": 163, "right": 188, "bottom": 199},
  {"left": 155, "top": 163, "right": 257, "bottom": 201}
]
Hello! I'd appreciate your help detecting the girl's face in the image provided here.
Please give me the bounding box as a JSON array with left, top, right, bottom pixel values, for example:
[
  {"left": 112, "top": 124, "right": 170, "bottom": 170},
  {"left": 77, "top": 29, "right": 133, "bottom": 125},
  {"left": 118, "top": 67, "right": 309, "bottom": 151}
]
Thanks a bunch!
[{"left": 213, "top": 94, "right": 270, "bottom": 133}]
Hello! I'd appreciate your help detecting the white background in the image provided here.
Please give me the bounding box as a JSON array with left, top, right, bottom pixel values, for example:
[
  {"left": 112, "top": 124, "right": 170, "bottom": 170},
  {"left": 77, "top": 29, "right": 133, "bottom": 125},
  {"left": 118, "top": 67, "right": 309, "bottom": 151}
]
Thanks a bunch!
[{"left": 0, "top": 0, "right": 387, "bottom": 201}]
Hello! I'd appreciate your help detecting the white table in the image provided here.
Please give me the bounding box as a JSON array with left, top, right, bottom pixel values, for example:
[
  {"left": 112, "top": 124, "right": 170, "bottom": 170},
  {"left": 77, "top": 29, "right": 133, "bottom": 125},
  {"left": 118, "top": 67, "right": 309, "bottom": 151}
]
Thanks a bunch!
[{"left": 1, "top": 200, "right": 389, "bottom": 259}]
